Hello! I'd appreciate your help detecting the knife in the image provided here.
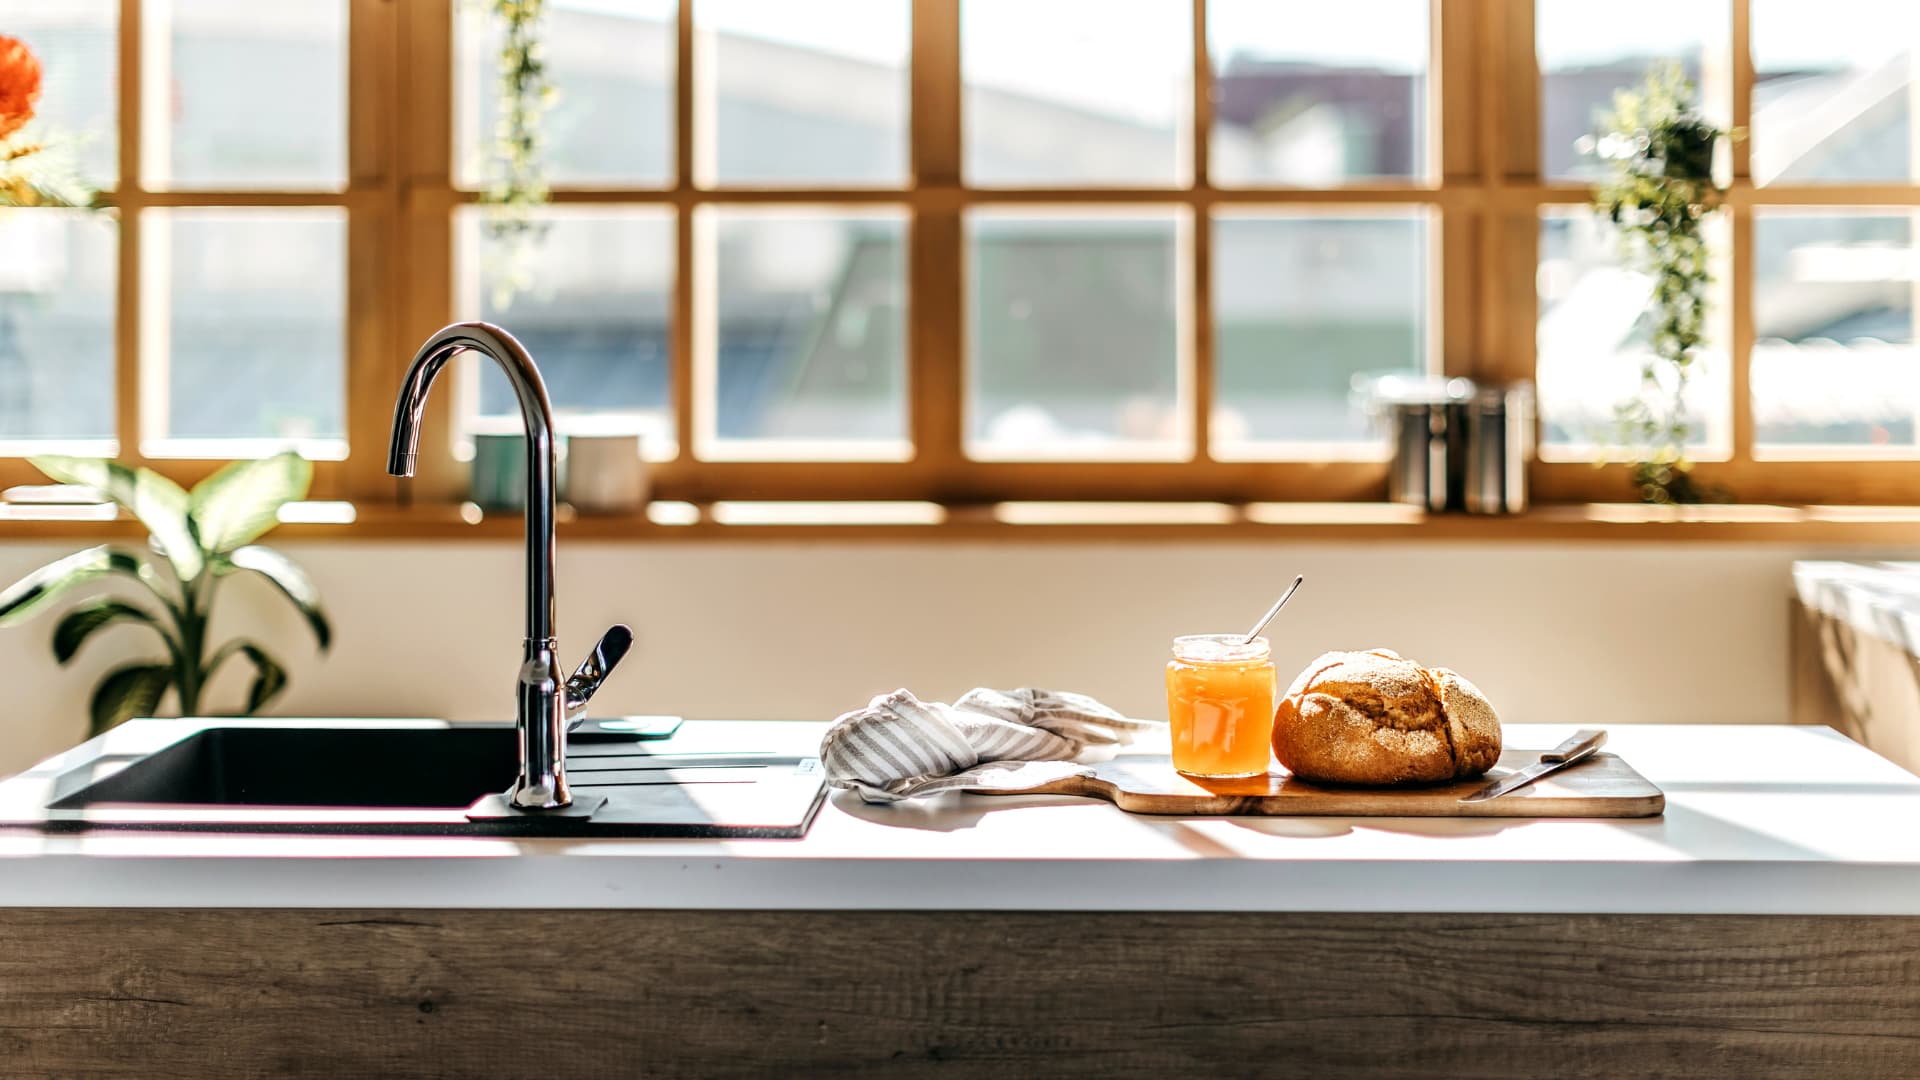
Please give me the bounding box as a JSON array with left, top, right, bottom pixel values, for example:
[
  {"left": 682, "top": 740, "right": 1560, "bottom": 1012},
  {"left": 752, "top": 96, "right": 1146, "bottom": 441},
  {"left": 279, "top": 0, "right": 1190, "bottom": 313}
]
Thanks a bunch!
[{"left": 1459, "top": 729, "right": 1607, "bottom": 803}]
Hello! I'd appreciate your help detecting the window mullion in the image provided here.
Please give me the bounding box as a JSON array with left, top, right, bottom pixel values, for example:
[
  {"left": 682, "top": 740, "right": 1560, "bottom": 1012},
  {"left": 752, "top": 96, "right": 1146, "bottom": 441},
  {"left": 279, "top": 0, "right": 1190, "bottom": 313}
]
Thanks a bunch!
[
  {"left": 1729, "top": 0, "right": 1755, "bottom": 464},
  {"left": 344, "top": 0, "right": 402, "bottom": 502},
  {"left": 1190, "top": 0, "right": 1213, "bottom": 464},
  {"left": 115, "top": 0, "right": 145, "bottom": 467},
  {"left": 388, "top": 0, "right": 460, "bottom": 503},
  {"left": 1434, "top": 0, "right": 1474, "bottom": 386},
  {"left": 1481, "top": 0, "right": 1538, "bottom": 388},
  {"left": 909, "top": 0, "right": 963, "bottom": 492},
  {"left": 673, "top": 0, "right": 696, "bottom": 470}
]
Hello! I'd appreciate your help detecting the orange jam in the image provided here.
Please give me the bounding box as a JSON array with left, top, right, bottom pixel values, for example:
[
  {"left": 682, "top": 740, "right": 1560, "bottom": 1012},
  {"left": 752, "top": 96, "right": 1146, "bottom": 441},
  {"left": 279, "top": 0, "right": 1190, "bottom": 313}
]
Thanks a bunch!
[{"left": 1165, "top": 635, "right": 1277, "bottom": 778}]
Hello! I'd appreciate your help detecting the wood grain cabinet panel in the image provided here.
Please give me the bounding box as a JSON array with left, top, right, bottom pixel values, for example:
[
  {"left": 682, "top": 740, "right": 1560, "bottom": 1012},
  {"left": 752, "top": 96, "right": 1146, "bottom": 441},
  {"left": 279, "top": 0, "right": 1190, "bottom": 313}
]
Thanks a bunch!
[{"left": 1, "top": 909, "right": 1917, "bottom": 1078}]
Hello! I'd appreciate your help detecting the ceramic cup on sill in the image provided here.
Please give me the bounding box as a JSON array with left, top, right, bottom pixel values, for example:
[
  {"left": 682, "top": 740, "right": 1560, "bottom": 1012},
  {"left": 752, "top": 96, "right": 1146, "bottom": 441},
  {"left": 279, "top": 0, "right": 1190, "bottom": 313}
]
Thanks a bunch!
[
  {"left": 565, "top": 432, "right": 650, "bottom": 515},
  {"left": 469, "top": 430, "right": 579, "bottom": 511},
  {"left": 469, "top": 431, "right": 532, "bottom": 511}
]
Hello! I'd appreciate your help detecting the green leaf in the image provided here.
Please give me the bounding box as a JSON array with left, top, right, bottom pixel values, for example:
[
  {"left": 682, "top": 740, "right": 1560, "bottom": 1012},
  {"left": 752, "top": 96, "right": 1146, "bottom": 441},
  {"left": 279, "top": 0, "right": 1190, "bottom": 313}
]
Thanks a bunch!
[
  {"left": 0, "top": 545, "right": 159, "bottom": 628},
  {"left": 225, "top": 545, "right": 331, "bottom": 651},
  {"left": 89, "top": 663, "right": 173, "bottom": 736},
  {"left": 52, "top": 598, "right": 161, "bottom": 665},
  {"left": 211, "top": 639, "right": 289, "bottom": 715},
  {"left": 29, "top": 457, "right": 202, "bottom": 582},
  {"left": 188, "top": 452, "right": 312, "bottom": 556}
]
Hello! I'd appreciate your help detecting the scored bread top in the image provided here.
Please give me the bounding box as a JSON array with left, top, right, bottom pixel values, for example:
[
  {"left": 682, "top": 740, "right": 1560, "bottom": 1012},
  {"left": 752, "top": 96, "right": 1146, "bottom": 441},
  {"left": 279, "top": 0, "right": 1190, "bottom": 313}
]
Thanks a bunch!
[
  {"left": 1282, "top": 649, "right": 1442, "bottom": 731},
  {"left": 1275, "top": 649, "right": 1502, "bottom": 784},
  {"left": 1432, "top": 668, "right": 1502, "bottom": 776}
]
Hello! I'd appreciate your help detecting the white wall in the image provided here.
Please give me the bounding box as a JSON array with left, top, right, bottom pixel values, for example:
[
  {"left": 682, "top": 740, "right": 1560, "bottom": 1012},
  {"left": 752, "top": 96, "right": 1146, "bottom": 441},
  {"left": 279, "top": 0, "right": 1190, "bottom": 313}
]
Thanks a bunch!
[{"left": 0, "top": 538, "right": 1901, "bottom": 776}]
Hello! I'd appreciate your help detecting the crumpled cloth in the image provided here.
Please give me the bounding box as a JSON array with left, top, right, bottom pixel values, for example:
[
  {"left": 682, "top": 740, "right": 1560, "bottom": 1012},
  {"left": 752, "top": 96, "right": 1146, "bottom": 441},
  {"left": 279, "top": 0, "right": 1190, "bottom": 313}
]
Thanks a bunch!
[{"left": 819, "top": 687, "right": 1163, "bottom": 803}]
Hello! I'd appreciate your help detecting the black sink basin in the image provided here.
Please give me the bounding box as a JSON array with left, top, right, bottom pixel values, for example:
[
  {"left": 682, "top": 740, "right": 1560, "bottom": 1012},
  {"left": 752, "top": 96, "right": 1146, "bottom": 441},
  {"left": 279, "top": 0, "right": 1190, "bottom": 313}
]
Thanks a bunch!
[
  {"left": 51, "top": 726, "right": 520, "bottom": 810},
  {"left": 0, "top": 719, "right": 827, "bottom": 838}
]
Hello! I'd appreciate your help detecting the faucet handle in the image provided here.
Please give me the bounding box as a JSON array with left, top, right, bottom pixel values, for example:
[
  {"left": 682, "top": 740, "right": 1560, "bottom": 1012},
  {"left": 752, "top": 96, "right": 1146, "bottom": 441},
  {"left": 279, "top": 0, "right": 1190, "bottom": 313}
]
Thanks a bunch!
[{"left": 564, "top": 624, "right": 633, "bottom": 719}]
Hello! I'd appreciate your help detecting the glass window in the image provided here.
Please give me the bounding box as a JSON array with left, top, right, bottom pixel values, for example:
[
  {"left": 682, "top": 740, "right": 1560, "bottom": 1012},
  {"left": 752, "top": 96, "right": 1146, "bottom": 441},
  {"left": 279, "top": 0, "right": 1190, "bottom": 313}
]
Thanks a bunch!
[
  {"left": 967, "top": 210, "right": 1188, "bottom": 460},
  {"left": 1536, "top": 0, "right": 1729, "bottom": 181},
  {"left": 1753, "top": 210, "right": 1920, "bottom": 451},
  {"left": 145, "top": 209, "right": 346, "bottom": 452},
  {"left": 1207, "top": 0, "right": 1430, "bottom": 186},
  {"left": 1752, "top": 1, "right": 1920, "bottom": 185},
  {"left": 0, "top": 0, "right": 117, "bottom": 187},
  {"left": 0, "top": 211, "right": 115, "bottom": 447},
  {"left": 699, "top": 208, "right": 909, "bottom": 458},
  {"left": 458, "top": 207, "right": 675, "bottom": 460},
  {"left": 1535, "top": 208, "right": 1730, "bottom": 458},
  {"left": 962, "top": 0, "right": 1191, "bottom": 187},
  {"left": 143, "top": 0, "right": 348, "bottom": 190},
  {"left": 694, "top": 0, "right": 909, "bottom": 186},
  {"left": 457, "top": 0, "right": 674, "bottom": 188},
  {"left": 1212, "top": 211, "right": 1429, "bottom": 457}
]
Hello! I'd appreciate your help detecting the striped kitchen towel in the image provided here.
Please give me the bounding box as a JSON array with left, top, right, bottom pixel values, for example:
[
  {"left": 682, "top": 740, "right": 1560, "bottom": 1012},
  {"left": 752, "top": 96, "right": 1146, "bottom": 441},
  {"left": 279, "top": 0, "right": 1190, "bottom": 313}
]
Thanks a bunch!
[{"left": 820, "top": 687, "right": 1163, "bottom": 803}]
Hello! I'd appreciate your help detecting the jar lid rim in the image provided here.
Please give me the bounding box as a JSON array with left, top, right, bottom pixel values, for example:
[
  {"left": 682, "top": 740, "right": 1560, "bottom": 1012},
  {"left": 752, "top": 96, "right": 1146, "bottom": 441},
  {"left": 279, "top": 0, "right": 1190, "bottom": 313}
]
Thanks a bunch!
[{"left": 1171, "top": 634, "right": 1271, "bottom": 661}]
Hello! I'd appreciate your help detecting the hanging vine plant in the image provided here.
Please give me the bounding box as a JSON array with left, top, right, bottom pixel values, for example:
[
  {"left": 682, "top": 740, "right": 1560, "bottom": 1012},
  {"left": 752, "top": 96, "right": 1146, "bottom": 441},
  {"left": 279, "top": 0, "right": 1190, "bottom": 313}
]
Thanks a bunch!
[
  {"left": 1591, "top": 63, "right": 1732, "bottom": 504},
  {"left": 478, "top": 0, "right": 555, "bottom": 307}
]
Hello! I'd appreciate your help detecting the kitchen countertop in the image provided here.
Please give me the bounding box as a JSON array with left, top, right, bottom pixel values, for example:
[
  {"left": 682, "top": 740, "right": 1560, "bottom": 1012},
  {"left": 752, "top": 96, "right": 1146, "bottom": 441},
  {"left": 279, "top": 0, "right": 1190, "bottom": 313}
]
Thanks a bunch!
[
  {"left": 1, "top": 720, "right": 1917, "bottom": 914},
  {"left": 1796, "top": 560, "right": 1920, "bottom": 655}
]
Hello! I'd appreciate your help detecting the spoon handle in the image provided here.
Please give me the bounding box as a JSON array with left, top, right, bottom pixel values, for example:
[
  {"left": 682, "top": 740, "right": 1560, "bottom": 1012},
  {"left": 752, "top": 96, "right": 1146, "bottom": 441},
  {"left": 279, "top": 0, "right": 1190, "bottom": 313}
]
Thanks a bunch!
[{"left": 1242, "top": 575, "right": 1305, "bottom": 644}]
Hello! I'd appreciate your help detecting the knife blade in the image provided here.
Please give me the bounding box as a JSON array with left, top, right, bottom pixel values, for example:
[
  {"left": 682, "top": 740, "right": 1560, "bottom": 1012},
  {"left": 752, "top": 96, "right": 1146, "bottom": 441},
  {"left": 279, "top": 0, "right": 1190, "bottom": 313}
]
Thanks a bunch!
[{"left": 1459, "top": 729, "right": 1607, "bottom": 803}]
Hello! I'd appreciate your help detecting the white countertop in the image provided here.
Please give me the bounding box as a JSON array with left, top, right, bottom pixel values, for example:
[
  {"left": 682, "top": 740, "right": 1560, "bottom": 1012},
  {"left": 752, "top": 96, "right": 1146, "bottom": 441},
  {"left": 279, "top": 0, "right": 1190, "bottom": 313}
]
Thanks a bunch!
[
  {"left": 2, "top": 721, "right": 1918, "bottom": 914},
  {"left": 1795, "top": 560, "right": 1920, "bottom": 655}
]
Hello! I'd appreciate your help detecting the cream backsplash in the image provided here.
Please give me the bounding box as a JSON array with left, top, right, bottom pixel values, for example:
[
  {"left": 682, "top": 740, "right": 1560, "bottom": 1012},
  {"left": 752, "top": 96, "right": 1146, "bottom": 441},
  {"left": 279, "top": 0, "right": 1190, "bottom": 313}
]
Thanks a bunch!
[{"left": 0, "top": 539, "right": 1862, "bottom": 776}]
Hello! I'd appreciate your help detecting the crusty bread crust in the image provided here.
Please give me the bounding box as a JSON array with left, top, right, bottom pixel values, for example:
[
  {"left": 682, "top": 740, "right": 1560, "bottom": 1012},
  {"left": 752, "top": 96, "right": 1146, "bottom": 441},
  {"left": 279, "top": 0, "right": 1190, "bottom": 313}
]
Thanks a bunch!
[{"left": 1273, "top": 649, "right": 1502, "bottom": 785}]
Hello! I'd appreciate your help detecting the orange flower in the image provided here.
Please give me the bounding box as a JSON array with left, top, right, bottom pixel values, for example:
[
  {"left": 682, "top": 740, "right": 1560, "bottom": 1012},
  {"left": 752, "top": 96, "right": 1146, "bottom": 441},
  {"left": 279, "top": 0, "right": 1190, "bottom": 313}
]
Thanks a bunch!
[{"left": 0, "top": 35, "right": 44, "bottom": 141}]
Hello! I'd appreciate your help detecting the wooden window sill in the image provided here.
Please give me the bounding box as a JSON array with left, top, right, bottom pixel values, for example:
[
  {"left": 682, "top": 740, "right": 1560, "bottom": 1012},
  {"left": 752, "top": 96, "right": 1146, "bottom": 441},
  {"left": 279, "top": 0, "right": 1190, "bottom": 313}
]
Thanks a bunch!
[{"left": 3, "top": 501, "right": 1920, "bottom": 544}]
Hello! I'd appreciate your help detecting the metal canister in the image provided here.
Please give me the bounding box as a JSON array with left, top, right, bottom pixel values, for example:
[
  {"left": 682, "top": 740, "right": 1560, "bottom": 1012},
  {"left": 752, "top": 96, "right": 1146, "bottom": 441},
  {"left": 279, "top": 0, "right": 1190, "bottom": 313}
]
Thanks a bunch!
[
  {"left": 1372, "top": 376, "right": 1471, "bottom": 512},
  {"left": 1456, "top": 381, "right": 1535, "bottom": 515}
]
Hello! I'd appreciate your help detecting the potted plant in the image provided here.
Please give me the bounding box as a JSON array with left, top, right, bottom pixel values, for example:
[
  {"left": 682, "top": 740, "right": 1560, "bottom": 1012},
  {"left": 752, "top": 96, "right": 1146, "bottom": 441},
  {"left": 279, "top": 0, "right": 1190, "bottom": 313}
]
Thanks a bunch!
[
  {"left": 0, "top": 453, "right": 331, "bottom": 734},
  {"left": 1591, "top": 62, "right": 1732, "bottom": 504}
]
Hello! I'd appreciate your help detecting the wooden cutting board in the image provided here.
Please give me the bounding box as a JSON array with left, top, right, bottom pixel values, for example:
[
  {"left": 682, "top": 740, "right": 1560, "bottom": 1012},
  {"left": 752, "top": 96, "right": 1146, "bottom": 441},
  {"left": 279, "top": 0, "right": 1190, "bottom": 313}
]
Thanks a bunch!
[{"left": 995, "top": 748, "right": 1664, "bottom": 818}]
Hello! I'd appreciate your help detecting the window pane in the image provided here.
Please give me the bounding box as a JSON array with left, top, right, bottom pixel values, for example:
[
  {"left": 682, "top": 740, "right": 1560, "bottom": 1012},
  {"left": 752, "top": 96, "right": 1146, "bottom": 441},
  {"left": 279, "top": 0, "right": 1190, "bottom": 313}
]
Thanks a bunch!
[
  {"left": 1208, "top": 0, "right": 1429, "bottom": 186},
  {"left": 456, "top": 0, "right": 673, "bottom": 188},
  {"left": 457, "top": 207, "right": 675, "bottom": 459},
  {"left": 0, "top": 212, "right": 115, "bottom": 446},
  {"left": 144, "top": 1, "right": 347, "bottom": 189},
  {"left": 967, "top": 211, "right": 1187, "bottom": 459},
  {"left": 1212, "top": 212, "right": 1428, "bottom": 456},
  {"left": 701, "top": 209, "right": 908, "bottom": 456},
  {"left": 694, "top": 0, "right": 909, "bottom": 185},
  {"left": 963, "top": 0, "right": 1191, "bottom": 186},
  {"left": 1753, "top": 211, "right": 1920, "bottom": 450},
  {"left": 1752, "top": 1, "right": 1920, "bottom": 185},
  {"left": 1536, "top": 0, "right": 1729, "bottom": 181},
  {"left": 148, "top": 209, "right": 345, "bottom": 449},
  {"left": 0, "top": 0, "right": 116, "bottom": 187},
  {"left": 1535, "top": 208, "right": 1730, "bottom": 457}
]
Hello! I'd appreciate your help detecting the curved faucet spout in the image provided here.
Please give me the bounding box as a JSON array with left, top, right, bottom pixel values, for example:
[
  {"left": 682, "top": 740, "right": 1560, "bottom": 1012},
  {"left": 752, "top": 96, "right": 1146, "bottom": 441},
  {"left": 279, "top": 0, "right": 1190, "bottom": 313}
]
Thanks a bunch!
[
  {"left": 389, "top": 321, "right": 585, "bottom": 810},
  {"left": 388, "top": 322, "right": 557, "bottom": 644}
]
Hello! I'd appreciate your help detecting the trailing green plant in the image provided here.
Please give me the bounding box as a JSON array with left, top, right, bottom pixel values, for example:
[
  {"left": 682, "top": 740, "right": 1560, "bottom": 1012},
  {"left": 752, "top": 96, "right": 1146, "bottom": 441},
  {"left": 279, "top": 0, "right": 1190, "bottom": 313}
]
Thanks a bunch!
[
  {"left": 477, "top": 0, "right": 554, "bottom": 308},
  {"left": 0, "top": 453, "right": 331, "bottom": 735},
  {"left": 1591, "top": 63, "right": 1731, "bottom": 504}
]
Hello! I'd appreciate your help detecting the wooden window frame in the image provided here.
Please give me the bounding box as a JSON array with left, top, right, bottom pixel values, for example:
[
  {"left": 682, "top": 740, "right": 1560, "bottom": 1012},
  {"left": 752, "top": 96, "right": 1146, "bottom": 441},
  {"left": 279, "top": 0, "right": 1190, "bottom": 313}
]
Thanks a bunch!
[{"left": 4, "top": 0, "right": 1915, "bottom": 511}]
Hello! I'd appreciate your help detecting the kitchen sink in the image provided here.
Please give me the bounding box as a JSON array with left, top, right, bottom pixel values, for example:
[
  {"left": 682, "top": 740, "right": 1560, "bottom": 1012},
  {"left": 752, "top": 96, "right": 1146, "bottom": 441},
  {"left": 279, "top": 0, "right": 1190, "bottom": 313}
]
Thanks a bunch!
[
  {"left": 53, "top": 726, "right": 520, "bottom": 809},
  {"left": 0, "top": 718, "right": 827, "bottom": 838}
]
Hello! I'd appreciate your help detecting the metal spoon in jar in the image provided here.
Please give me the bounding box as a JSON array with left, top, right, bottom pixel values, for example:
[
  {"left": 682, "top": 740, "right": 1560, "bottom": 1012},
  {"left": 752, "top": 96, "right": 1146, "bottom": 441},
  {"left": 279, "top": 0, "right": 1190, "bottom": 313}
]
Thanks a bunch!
[{"left": 1241, "top": 575, "right": 1305, "bottom": 645}]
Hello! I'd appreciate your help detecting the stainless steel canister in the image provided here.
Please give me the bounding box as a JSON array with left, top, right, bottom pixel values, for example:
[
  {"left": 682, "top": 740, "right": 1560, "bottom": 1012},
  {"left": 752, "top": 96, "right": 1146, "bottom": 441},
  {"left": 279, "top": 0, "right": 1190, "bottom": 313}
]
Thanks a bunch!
[
  {"left": 1371, "top": 376, "right": 1471, "bottom": 511},
  {"left": 1455, "top": 381, "right": 1534, "bottom": 514}
]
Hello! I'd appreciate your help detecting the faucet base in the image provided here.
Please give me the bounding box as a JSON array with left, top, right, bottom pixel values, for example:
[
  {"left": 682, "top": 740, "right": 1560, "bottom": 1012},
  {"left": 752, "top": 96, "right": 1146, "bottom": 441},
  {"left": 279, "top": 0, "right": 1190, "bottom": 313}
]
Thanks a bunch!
[{"left": 464, "top": 791, "right": 608, "bottom": 821}]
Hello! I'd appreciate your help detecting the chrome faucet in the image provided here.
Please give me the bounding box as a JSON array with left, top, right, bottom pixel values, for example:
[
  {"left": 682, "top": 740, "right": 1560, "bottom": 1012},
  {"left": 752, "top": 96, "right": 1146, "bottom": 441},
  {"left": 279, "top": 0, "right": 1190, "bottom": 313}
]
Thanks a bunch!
[{"left": 388, "top": 322, "right": 632, "bottom": 812}]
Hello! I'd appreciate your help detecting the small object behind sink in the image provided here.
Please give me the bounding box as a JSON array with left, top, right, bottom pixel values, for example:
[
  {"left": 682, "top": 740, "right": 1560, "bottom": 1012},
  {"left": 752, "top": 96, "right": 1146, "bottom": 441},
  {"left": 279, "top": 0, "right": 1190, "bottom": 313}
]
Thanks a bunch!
[{"left": 569, "top": 715, "right": 684, "bottom": 742}]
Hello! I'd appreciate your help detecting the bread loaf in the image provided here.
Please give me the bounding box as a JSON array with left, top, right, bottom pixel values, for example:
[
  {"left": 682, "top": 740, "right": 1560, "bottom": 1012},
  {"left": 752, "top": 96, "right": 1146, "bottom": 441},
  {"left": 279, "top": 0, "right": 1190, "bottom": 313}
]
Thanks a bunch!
[{"left": 1272, "top": 649, "right": 1501, "bottom": 785}]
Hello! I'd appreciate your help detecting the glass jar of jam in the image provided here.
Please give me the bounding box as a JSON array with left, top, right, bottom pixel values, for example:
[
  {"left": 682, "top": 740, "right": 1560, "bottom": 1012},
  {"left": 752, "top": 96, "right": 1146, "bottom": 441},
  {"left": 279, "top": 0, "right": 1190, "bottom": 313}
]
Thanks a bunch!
[{"left": 1165, "top": 635, "right": 1277, "bottom": 778}]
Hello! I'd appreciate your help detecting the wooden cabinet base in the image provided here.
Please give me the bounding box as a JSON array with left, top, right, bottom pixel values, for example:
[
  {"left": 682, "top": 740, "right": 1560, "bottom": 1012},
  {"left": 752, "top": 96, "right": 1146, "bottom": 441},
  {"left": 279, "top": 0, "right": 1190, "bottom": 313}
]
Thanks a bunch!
[
  {"left": 2, "top": 909, "right": 1916, "bottom": 1078},
  {"left": 1791, "top": 595, "right": 1920, "bottom": 774}
]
